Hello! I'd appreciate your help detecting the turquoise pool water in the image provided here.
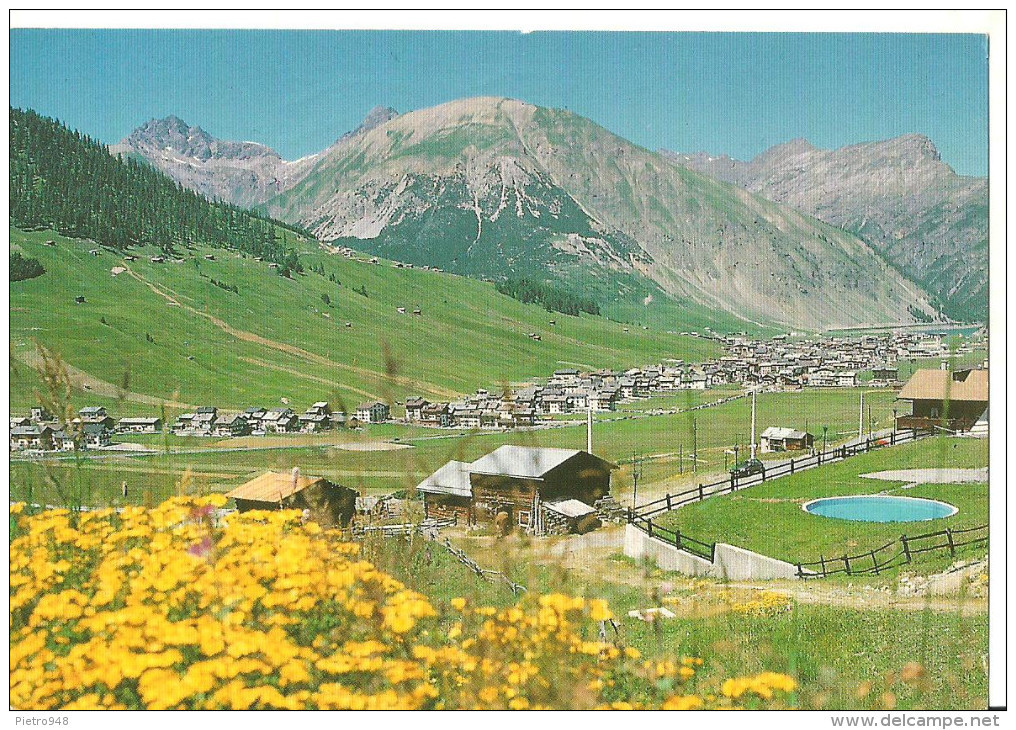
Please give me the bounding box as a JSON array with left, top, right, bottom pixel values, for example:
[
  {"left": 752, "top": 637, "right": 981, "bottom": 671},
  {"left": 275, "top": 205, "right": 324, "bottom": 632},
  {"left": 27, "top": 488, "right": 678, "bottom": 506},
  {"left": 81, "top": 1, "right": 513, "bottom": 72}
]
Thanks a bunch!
[{"left": 802, "top": 495, "right": 957, "bottom": 523}]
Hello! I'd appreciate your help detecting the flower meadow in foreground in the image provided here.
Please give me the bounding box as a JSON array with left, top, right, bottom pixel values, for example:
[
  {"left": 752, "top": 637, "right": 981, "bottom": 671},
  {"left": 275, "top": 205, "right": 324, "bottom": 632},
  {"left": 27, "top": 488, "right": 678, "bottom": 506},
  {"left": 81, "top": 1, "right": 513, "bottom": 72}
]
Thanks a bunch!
[{"left": 10, "top": 498, "right": 798, "bottom": 710}]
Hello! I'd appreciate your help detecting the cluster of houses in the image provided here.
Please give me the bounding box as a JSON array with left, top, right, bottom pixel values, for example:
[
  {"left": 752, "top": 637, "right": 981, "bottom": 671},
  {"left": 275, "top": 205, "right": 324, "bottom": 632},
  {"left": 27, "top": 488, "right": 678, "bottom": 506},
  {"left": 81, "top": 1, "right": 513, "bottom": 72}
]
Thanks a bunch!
[
  {"left": 403, "top": 365, "right": 715, "bottom": 430},
  {"left": 712, "top": 330, "right": 982, "bottom": 390},
  {"left": 223, "top": 445, "right": 621, "bottom": 537},
  {"left": 399, "top": 332, "right": 985, "bottom": 431},
  {"left": 10, "top": 406, "right": 116, "bottom": 452},
  {"left": 171, "top": 401, "right": 382, "bottom": 436},
  {"left": 219, "top": 441, "right": 622, "bottom": 536},
  {"left": 171, "top": 401, "right": 397, "bottom": 436},
  {"left": 10, "top": 399, "right": 397, "bottom": 449}
]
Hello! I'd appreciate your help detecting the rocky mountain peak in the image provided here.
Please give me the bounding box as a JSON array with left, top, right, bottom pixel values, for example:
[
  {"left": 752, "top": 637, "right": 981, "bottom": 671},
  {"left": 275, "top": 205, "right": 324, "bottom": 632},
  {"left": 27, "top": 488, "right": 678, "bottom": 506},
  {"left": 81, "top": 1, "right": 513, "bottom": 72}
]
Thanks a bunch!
[
  {"left": 887, "top": 133, "right": 941, "bottom": 162},
  {"left": 123, "top": 116, "right": 280, "bottom": 163},
  {"left": 334, "top": 105, "right": 399, "bottom": 144}
]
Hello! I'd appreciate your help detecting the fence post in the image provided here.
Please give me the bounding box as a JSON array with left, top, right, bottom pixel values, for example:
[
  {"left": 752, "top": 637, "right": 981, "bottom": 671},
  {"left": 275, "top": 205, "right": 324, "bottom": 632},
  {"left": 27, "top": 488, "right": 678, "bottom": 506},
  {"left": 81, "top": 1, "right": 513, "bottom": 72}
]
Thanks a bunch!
[
  {"left": 647, "top": 521, "right": 654, "bottom": 539},
  {"left": 947, "top": 528, "right": 956, "bottom": 556},
  {"left": 901, "top": 535, "right": 911, "bottom": 563},
  {"left": 675, "top": 530, "right": 682, "bottom": 550},
  {"left": 843, "top": 554, "right": 851, "bottom": 575},
  {"left": 820, "top": 555, "right": 827, "bottom": 577},
  {"left": 871, "top": 550, "right": 880, "bottom": 575},
  {"left": 790, "top": 458, "right": 795, "bottom": 474},
  {"left": 698, "top": 483, "right": 704, "bottom": 502},
  {"left": 890, "top": 431, "right": 896, "bottom": 446},
  {"left": 796, "top": 563, "right": 805, "bottom": 579},
  {"left": 730, "top": 473, "right": 736, "bottom": 492},
  {"left": 666, "top": 494, "right": 672, "bottom": 511}
]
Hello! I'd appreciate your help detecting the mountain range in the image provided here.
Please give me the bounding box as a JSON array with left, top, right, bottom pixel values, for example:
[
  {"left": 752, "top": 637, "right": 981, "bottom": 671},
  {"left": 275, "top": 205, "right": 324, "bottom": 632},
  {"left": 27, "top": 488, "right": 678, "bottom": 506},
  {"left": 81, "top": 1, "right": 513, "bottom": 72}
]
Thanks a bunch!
[
  {"left": 663, "top": 135, "right": 987, "bottom": 321},
  {"left": 113, "top": 97, "right": 954, "bottom": 330}
]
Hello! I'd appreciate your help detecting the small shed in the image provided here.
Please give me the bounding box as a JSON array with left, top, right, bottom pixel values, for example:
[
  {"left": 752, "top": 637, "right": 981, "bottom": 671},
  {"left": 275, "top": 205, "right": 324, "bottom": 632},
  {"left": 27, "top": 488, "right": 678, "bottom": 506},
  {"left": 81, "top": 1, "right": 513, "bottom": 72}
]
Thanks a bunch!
[
  {"left": 760, "top": 426, "right": 814, "bottom": 453},
  {"left": 226, "top": 471, "right": 356, "bottom": 527},
  {"left": 542, "top": 498, "right": 601, "bottom": 535}
]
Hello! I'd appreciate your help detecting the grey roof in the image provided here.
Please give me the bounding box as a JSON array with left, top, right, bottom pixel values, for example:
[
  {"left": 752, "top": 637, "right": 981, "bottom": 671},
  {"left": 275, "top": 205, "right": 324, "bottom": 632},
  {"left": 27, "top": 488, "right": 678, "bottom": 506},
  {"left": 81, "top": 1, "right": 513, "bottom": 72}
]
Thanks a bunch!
[
  {"left": 416, "top": 460, "right": 473, "bottom": 497},
  {"left": 469, "top": 446, "right": 584, "bottom": 479},
  {"left": 11, "top": 425, "right": 50, "bottom": 436},
  {"left": 543, "top": 499, "right": 596, "bottom": 519},
  {"left": 761, "top": 426, "right": 810, "bottom": 440}
]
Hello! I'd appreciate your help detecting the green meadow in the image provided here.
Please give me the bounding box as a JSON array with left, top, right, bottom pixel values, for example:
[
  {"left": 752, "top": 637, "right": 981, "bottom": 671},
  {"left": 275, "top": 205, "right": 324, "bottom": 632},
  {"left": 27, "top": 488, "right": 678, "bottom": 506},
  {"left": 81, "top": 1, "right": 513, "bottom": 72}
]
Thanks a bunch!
[
  {"left": 655, "top": 437, "right": 989, "bottom": 571},
  {"left": 11, "top": 387, "right": 903, "bottom": 508},
  {"left": 10, "top": 226, "right": 721, "bottom": 414},
  {"left": 368, "top": 529, "right": 988, "bottom": 710}
]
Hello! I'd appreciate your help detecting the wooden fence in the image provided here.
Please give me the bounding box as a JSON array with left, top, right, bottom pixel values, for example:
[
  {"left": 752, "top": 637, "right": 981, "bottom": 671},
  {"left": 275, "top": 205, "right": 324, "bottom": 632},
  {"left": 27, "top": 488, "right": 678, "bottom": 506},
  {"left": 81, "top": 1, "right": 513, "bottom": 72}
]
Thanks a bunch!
[
  {"left": 795, "top": 524, "right": 989, "bottom": 578},
  {"left": 431, "top": 535, "right": 527, "bottom": 595},
  {"left": 633, "top": 428, "right": 925, "bottom": 520},
  {"left": 628, "top": 513, "right": 715, "bottom": 561},
  {"left": 623, "top": 428, "right": 987, "bottom": 578}
]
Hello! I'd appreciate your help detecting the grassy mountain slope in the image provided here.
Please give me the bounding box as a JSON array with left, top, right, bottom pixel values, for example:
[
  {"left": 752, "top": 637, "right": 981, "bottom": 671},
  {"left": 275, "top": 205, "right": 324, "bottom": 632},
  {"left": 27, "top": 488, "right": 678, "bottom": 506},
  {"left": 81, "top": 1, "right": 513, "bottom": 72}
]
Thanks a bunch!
[
  {"left": 267, "top": 97, "right": 936, "bottom": 329},
  {"left": 10, "top": 227, "right": 720, "bottom": 414}
]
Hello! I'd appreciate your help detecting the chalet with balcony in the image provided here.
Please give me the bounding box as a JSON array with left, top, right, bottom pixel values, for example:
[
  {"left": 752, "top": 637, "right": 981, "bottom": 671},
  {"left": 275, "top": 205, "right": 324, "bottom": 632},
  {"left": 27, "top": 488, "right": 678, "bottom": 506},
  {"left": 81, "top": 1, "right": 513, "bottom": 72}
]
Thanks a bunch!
[{"left": 896, "top": 368, "right": 989, "bottom": 434}]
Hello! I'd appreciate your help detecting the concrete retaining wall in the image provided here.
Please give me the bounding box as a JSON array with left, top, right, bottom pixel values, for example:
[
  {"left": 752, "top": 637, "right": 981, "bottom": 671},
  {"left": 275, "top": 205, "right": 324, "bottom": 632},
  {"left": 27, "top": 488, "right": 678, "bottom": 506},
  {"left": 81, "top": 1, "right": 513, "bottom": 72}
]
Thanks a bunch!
[
  {"left": 623, "top": 524, "right": 807, "bottom": 580},
  {"left": 711, "top": 542, "right": 804, "bottom": 580},
  {"left": 624, "top": 524, "right": 713, "bottom": 575}
]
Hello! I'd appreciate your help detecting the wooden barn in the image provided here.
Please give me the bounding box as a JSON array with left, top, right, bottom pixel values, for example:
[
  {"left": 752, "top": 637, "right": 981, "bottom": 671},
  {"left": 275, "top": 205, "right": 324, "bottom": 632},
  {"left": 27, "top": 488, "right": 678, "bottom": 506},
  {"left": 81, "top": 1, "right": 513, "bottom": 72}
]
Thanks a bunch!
[
  {"left": 467, "top": 446, "right": 616, "bottom": 535},
  {"left": 416, "top": 460, "right": 474, "bottom": 524},
  {"left": 226, "top": 471, "right": 356, "bottom": 527}
]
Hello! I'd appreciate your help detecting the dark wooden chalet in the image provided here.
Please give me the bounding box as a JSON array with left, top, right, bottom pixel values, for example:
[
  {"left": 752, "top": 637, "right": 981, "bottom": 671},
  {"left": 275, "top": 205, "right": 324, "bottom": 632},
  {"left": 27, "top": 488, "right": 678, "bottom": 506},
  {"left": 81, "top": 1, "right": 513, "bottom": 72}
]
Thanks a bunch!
[{"left": 467, "top": 446, "right": 616, "bottom": 534}]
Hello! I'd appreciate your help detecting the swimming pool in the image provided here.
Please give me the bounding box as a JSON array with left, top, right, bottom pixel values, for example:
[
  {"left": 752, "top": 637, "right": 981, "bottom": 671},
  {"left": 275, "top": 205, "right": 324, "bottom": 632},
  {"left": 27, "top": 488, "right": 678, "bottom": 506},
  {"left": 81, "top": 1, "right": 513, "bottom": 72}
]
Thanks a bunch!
[{"left": 802, "top": 495, "right": 957, "bottom": 523}]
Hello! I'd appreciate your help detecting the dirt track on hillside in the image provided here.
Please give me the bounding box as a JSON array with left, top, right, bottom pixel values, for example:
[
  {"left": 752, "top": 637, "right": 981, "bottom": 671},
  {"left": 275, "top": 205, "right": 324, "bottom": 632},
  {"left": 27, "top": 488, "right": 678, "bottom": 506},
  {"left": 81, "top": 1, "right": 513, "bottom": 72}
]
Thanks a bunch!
[
  {"left": 127, "top": 268, "right": 462, "bottom": 399},
  {"left": 13, "top": 349, "right": 199, "bottom": 410}
]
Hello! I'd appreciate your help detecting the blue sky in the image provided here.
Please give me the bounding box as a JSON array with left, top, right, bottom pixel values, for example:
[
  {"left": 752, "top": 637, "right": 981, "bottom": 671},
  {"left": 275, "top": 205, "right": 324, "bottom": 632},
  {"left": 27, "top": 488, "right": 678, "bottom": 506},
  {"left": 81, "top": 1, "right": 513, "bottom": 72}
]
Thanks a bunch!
[{"left": 10, "top": 30, "right": 989, "bottom": 175}]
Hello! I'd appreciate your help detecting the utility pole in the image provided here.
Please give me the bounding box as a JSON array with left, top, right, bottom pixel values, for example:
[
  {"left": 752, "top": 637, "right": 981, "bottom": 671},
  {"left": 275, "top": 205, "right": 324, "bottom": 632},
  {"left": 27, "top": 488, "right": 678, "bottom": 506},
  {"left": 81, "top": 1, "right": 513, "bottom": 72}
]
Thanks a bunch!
[
  {"left": 858, "top": 390, "right": 865, "bottom": 440},
  {"left": 631, "top": 450, "right": 642, "bottom": 509},
  {"left": 750, "top": 388, "right": 758, "bottom": 459},
  {"left": 693, "top": 417, "right": 698, "bottom": 474}
]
